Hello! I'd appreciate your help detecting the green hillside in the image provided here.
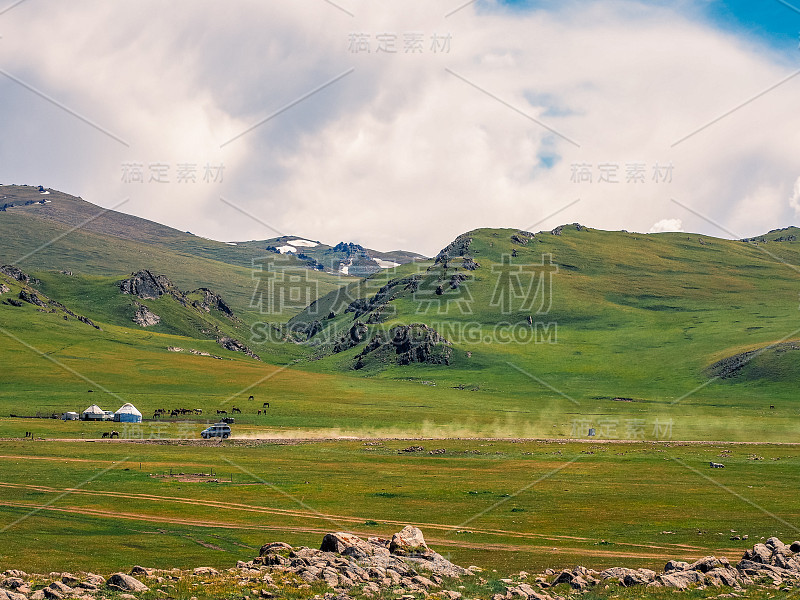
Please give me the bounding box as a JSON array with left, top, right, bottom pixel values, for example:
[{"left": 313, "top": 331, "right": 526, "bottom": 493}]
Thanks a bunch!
[
  {"left": 0, "top": 185, "right": 348, "bottom": 323},
  {"left": 2, "top": 199, "right": 800, "bottom": 441},
  {"left": 285, "top": 224, "right": 800, "bottom": 439}
]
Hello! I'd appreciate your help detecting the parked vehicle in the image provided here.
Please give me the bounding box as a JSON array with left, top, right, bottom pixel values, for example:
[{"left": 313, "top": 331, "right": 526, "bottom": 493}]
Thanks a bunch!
[{"left": 201, "top": 422, "right": 231, "bottom": 439}]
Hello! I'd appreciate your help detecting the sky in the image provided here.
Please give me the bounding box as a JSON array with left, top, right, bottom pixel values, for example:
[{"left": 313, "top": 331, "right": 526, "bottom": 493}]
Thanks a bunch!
[{"left": 1, "top": 0, "right": 799, "bottom": 256}]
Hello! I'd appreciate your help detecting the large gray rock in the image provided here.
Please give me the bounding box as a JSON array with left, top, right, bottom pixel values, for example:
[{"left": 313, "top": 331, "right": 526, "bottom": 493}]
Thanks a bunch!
[
  {"left": 743, "top": 543, "right": 773, "bottom": 564},
  {"left": 704, "top": 567, "right": 741, "bottom": 588},
  {"left": 598, "top": 567, "right": 654, "bottom": 587},
  {"left": 119, "top": 270, "right": 175, "bottom": 300},
  {"left": 389, "top": 526, "right": 430, "bottom": 557},
  {"left": 106, "top": 573, "right": 149, "bottom": 592},
  {"left": 259, "top": 541, "right": 292, "bottom": 556},
  {"left": 321, "top": 532, "right": 385, "bottom": 559},
  {"left": 656, "top": 570, "right": 703, "bottom": 589},
  {"left": 689, "top": 556, "right": 728, "bottom": 573},
  {"left": 664, "top": 560, "right": 689, "bottom": 573}
]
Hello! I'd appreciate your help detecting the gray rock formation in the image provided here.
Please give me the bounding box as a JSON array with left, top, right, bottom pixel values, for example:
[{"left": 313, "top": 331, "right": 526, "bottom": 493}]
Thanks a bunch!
[
  {"left": 354, "top": 324, "right": 452, "bottom": 369},
  {"left": 0, "top": 265, "right": 38, "bottom": 285},
  {"left": 190, "top": 288, "right": 235, "bottom": 319},
  {"left": 119, "top": 270, "right": 176, "bottom": 300},
  {"left": 18, "top": 291, "right": 46, "bottom": 307},
  {"left": 132, "top": 304, "right": 160, "bottom": 327}
]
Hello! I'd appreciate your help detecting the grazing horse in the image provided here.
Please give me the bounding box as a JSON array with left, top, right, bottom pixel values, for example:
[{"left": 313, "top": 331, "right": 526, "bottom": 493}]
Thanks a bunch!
[
  {"left": 110, "top": 431, "right": 120, "bottom": 439},
  {"left": 263, "top": 402, "right": 270, "bottom": 409},
  {"left": 102, "top": 432, "right": 110, "bottom": 439},
  {"left": 770, "top": 405, "right": 775, "bottom": 409},
  {"left": 194, "top": 408, "right": 203, "bottom": 415},
  {"left": 248, "top": 395, "right": 254, "bottom": 401},
  {"left": 217, "top": 409, "right": 227, "bottom": 415},
  {"left": 709, "top": 462, "right": 725, "bottom": 468},
  {"left": 231, "top": 407, "right": 241, "bottom": 414}
]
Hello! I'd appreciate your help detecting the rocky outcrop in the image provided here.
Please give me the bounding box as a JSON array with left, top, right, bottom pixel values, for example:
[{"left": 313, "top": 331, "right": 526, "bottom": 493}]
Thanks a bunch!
[
  {"left": 329, "top": 242, "right": 366, "bottom": 255},
  {"left": 255, "top": 526, "right": 469, "bottom": 591},
  {"left": 3, "top": 533, "right": 800, "bottom": 599},
  {"left": 18, "top": 291, "right": 46, "bottom": 307},
  {"left": 511, "top": 231, "right": 536, "bottom": 245},
  {"left": 119, "top": 270, "right": 176, "bottom": 300},
  {"left": 332, "top": 322, "right": 368, "bottom": 353},
  {"left": 550, "top": 223, "right": 585, "bottom": 236},
  {"left": 0, "top": 265, "right": 38, "bottom": 285},
  {"left": 132, "top": 303, "right": 160, "bottom": 327},
  {"left": 435, "top": 234, "right": 480, "bottom": 271},
  {"left": 189, "top": 288, "right": 235, "bottom": 319},
  {"left": 354, "top": 324, "right": 452, "bottom": 369},
  {"left": 217, "top": 337, "right": 260, "bottom": 361},
  {"left": 344, "top": 277, "right": 417, "bottom": 321}
]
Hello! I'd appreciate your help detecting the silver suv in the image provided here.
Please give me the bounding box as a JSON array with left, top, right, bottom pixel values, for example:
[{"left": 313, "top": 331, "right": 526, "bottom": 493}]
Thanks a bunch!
[{"left": 201, "top": 423, "right": 231, "bottom": 439}]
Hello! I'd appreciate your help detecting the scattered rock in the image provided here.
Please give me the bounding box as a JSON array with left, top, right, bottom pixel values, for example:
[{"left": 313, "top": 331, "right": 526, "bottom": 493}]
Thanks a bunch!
[{"left": 217, "top": 337, "right": 261, "bottom": 361}]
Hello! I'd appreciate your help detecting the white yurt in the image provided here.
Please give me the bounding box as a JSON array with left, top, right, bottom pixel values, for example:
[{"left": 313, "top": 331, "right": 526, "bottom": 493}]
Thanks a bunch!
[
  {"left": 82, "top": 404, "right": 106, "bottom": 421},
  {"left": 114, "top": 403, "right": 143, "bottom": 423}
]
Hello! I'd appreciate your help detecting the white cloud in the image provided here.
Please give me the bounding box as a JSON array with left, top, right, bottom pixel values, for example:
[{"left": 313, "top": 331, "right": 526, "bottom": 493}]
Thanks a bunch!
[
  {"left": 649, "top": 219, "right": 684, "bottom": 233},
  {"left": 790, "top": 177, "right": 800, "bottom": 216},
  {"left": 1, "top": 1, "right": 799, "bottom": 256}
]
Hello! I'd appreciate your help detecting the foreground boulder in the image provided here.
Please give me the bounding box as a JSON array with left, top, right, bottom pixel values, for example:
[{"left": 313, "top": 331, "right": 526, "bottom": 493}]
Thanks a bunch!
[
  {"left": 389, "top": 525, "right": 431, "bottom": 557},
  {"left": 105, "top": 573, "right": 149, "bottom": 592}
]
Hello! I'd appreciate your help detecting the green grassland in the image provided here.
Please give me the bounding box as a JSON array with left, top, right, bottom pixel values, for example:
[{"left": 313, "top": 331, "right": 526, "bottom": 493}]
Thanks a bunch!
[
  {"left": 2, "top": 223, "right": 800, "bottom": 441},
  {"left": 0, "top": 438, "right": 797, "bottom": 578}
]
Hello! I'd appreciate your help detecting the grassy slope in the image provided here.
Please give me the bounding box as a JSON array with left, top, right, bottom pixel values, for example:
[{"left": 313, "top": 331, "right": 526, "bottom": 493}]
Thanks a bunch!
[
  {"left": 0, "top": 186, "right": 347, "bottom": 324},
  {"left": 289, "top": 225, "right": 800, "bottom": 441}
]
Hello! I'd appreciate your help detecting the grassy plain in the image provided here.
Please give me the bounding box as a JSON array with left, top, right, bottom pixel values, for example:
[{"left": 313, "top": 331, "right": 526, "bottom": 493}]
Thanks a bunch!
[{"left": 0, "top": 438, "right": 798, "bottom": 577}]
